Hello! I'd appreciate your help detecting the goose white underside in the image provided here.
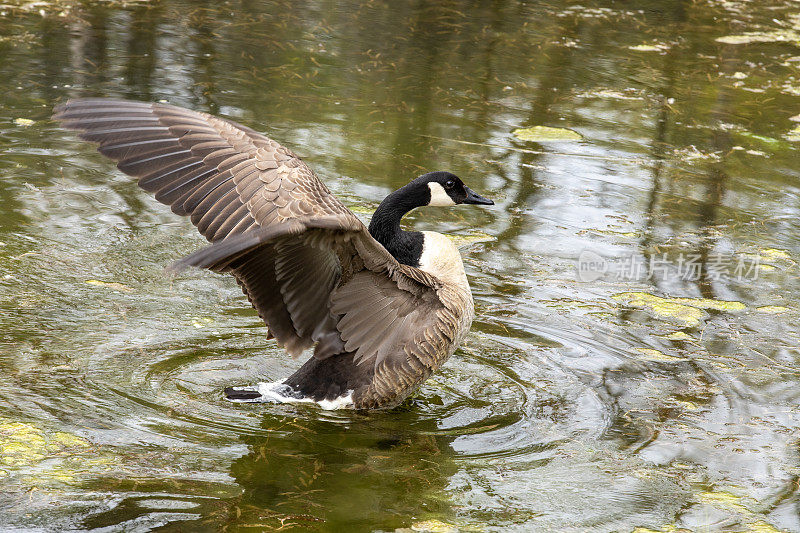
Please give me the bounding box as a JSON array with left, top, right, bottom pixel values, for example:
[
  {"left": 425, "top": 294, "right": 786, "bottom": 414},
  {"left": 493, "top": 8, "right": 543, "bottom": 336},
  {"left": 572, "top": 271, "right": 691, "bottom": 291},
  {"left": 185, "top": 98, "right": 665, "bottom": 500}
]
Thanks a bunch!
[
  {"left": 418, "top": 231, "right": 470, "bottom": 290},
  {"left": 226, "top": 381, "right": 355, "bottom": 410}
]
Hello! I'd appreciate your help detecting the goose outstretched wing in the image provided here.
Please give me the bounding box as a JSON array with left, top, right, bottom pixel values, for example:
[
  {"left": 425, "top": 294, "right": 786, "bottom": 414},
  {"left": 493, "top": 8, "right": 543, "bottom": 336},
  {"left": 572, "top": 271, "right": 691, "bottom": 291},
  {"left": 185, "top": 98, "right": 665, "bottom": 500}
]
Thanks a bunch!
[
  {"left": 54, "top": 98, "right": 355, "bottom": 241},
  {"left": 54, "top": 99, "right": 463, "bottom": 405}
]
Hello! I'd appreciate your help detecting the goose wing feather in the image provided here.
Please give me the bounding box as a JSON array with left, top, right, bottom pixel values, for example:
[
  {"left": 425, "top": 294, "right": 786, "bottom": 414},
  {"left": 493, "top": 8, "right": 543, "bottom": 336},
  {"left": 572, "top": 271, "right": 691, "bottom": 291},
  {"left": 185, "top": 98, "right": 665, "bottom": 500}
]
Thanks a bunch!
[
  {"left": 54, "top": 98, "right": 353, "bottom": 239},
  {"left": 55, "top": 99, "right": 461, "bottom": 404}
]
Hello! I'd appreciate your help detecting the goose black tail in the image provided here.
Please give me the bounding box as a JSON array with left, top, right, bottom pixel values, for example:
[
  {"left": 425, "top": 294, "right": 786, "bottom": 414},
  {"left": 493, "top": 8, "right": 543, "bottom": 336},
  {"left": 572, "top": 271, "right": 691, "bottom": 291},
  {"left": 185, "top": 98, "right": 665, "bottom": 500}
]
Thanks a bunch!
[{"left": 224, "top": 386, "right": 262, "bottom": 401}]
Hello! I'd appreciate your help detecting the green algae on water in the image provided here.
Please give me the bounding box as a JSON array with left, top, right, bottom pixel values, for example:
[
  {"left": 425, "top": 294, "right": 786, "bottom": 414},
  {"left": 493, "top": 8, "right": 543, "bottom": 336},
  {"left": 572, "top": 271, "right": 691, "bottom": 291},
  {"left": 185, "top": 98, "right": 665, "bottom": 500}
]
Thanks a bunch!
[
  {"left": 760, "top": 248, "right": 792, "bottom": 261},
  {"left": 671, "top": 297, "right": 745, "bottom": 312},
  {"left": 191, "top": 316, "right": 214, "bottom": 328},
  {"left": 756, "top": 306, "right": 791, "bottom": 314},
  {"left": 513, "top": 126, "right": 582, "bottom": 142},
  {"left": 0, "top": 420, "right": 91, "bottom": 468},
  {"left": 614, "top": 293, "right": 704, "bottom": 326},
  {"left": 613, "top": 292, "right": 745, "bottom": 327},
  {"left": 410, "top": 519, "right": 483, "bottom": 533},
  {"left": 747, "top": 521, "right": 789, "bottom": 533},
  {"left": 446, "top": 231, "right": 495, "bottom": 248},
  {"left": 343, "top": 203, "right": 377, "bottom": 215},
  {"left": 411, "top": 520, "right": 460, "bottom": 533},
  {"left": 694, "top": 489, "right": 785, "bottom": 532},
  {"left": 697, "top": 489, "right": 754, "bottom": 514},
  {"left": 51, "top": 431, "right": 92, "bottom": 449},
  {"left": 85, "top": 279, "right": 133, "bottom": 292},
  {"left": 661, "top": 331, "right": 693, "bottom": 341},
  {"left": 635, "top": 348, "right": 688, "bottom": 362}
]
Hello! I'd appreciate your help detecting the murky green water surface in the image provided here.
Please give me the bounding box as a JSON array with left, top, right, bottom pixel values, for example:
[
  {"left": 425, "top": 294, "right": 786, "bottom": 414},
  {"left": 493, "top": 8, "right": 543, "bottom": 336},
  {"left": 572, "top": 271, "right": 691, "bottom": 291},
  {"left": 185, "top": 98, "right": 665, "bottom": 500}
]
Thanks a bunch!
[{"left": 1, "top": 0, "right": 800, "bottom": 531}]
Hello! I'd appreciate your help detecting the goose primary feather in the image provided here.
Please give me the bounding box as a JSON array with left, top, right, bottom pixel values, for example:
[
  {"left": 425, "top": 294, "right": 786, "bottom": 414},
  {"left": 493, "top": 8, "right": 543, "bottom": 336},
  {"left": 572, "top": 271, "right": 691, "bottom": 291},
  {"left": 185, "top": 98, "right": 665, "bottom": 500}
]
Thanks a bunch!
[{"left": 53, "top": 98, "right": 494, "bottom": 410}]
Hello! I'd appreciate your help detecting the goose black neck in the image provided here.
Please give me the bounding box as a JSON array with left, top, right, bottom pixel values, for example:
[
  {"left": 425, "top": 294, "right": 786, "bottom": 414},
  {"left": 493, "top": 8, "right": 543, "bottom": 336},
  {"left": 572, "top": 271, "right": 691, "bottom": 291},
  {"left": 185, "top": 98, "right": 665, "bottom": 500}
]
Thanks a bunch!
[{"left": 368, "top": 187, "right": 425, "bottom": 267}]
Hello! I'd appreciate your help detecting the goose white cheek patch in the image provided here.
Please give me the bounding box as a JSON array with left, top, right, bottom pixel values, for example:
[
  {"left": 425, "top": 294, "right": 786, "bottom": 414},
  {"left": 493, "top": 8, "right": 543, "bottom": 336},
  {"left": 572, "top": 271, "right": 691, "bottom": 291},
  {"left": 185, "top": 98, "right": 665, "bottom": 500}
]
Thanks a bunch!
[{"left": 428, "top": 182, "right": 456, "bottom": 206}]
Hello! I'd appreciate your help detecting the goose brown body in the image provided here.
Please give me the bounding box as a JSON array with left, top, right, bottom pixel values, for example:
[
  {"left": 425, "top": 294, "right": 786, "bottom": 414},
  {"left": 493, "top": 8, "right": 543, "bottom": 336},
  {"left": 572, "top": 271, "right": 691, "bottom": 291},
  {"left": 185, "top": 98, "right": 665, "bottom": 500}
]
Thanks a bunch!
[{"left": 54, "top": 98, "right": 485, "bottom": 409}]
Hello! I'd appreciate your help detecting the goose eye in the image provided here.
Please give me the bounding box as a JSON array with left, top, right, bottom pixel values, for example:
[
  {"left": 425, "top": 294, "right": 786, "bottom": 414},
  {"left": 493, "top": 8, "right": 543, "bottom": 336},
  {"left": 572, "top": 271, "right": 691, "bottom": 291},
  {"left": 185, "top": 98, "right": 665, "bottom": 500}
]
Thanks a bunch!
[{"left": 445, "top": 180, "right": 455, "bottom": 189}]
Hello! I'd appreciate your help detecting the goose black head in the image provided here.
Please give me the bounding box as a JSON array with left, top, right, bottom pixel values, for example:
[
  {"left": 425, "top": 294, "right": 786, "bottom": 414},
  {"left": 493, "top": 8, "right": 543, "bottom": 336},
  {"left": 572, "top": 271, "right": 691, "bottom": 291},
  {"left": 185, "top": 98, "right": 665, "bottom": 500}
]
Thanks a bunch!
[
  {"left": 415, "top": 171, "right": 494, "bottom": 207},
  {"left": 369, "top": 171, "right": 494, "bottom": 266}
]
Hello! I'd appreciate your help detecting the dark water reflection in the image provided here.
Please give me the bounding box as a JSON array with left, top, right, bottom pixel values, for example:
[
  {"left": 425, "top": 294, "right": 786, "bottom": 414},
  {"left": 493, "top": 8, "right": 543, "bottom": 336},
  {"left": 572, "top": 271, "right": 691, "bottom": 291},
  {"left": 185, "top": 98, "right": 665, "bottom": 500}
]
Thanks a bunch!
[{"left": 1, "top": 0, "right": 800, "bottom": 531}]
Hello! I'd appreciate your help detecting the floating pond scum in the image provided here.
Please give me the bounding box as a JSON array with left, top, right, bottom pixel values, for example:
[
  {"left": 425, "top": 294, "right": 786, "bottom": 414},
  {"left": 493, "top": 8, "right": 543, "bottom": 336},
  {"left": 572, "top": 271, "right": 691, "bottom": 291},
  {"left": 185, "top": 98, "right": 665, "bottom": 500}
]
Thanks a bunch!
[
  {"left": 512, "top": 126, "right": 583, "bottom": 142},
  {"left": 613, "top": 292, "right": 747, "bottom": 327}
]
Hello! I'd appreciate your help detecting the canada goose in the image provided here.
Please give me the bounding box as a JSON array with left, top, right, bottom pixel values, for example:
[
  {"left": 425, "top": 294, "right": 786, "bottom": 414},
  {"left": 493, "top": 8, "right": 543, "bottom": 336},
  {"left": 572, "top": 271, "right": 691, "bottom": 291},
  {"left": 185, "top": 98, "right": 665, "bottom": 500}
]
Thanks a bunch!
[{"left": 53, "top": 98, "right": 494, "bottom": 409}]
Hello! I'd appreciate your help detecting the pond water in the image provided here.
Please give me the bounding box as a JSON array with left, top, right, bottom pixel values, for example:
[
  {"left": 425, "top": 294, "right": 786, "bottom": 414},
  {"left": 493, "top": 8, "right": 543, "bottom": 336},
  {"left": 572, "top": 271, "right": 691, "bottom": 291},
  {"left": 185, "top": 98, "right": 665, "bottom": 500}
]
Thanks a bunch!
[{"left": 1, "top": 0, "right": 800, "bottom": 531}]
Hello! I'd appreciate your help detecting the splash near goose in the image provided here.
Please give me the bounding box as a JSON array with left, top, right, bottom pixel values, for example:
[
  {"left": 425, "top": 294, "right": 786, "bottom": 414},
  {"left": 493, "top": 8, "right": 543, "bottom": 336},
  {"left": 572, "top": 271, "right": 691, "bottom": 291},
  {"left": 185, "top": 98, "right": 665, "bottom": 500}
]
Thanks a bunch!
[{"left": 53, "top": 99, "right": 494, "bottom": 410}]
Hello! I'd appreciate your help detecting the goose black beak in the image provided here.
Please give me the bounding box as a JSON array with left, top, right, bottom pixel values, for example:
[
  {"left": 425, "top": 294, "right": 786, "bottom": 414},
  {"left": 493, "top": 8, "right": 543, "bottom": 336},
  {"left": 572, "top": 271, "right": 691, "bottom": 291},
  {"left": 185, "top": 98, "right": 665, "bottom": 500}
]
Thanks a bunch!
[{"left": 462, "top": 186, "right": 494, "bottom": 205}]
